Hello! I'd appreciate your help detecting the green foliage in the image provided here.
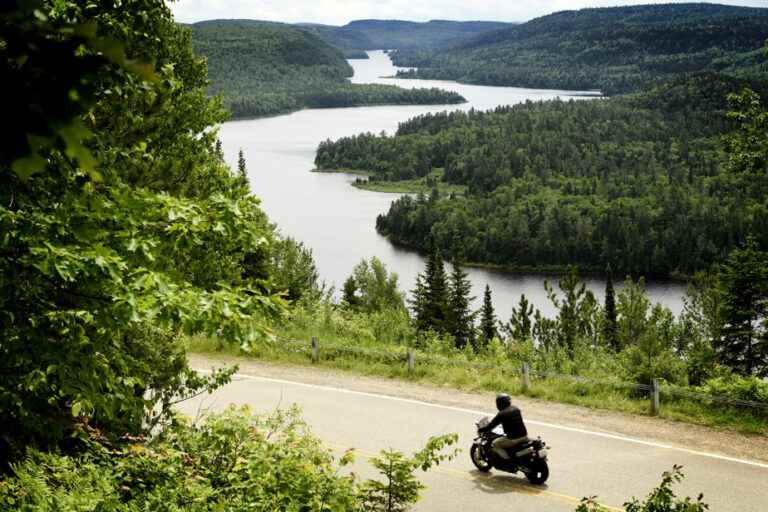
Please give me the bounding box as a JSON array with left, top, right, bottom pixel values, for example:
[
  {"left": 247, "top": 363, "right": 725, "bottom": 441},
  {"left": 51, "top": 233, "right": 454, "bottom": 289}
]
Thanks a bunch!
[
  {"left": 1, "top": 0, "right": 157, "bottom": 178},
  {"left": 604, "top": 266, "right": 619, "bottom": 351},
  {"left": 0, "top": 407, "right": 458, "bottom": 512},
  {"left": 697, "top": 375, "right": 768, "bottom": 403},
  {"left": 1, "top": 0, "right": 285, "bottom": 468},
  {"left": 0, "top": 407, "right": 358, "bottom": 511},
  {"left": 359, "top": 433, "right": 459, "bottom": 512},
  {"left": 319, "top": 75, "right": 768, "bottom": 276},
  {"left": 725, "top": 88, "right": 768, "bottom": 178},
  {"left": 270, "top": 237, "right": 323, "bottom": 302},
  {"left": 306, "top": 20, "right": 512, "bottom": 52},
  {"left": 278, "top": 298, "right": 414, "bottom": 347},
  {"left": 477, "top": 284, "right": 497, "bottom": 349},
  {"left": 504, "top": 294, "right": 534, "bottom": 342},
  {"left": 446, "top": 261, "right": 475, "bottom": 349},
  {"left": 343, "top": 258, "right": 407, "bottom": 314},
  {"left": 189, "top": 22, "right": 464, "bottom": 119},
  {"left": 715, "top": 239, "right": 768, "bottom": 376},
  {"left": 577, "top": 466, "right": 708, "bottom": 512},
  {"left": 546, "top": 269, "right": 598, "bottom": 358},
  {"left": 411, "top": 243, "right": 450, "bottom": 334},
  {"left": 393, "top": 4, "right": 768, "bottom": 95}
]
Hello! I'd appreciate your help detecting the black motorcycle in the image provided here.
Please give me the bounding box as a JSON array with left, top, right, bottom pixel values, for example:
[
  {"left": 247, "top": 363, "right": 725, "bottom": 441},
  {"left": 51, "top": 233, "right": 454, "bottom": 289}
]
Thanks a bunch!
[{"left": 470, "top": 416, "right": 550, "bottom": 485}]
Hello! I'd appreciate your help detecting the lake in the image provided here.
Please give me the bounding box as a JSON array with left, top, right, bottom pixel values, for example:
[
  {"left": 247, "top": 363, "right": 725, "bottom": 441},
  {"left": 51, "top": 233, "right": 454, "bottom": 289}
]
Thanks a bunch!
[{"left": 219, "top": 50, "right": 686, "bottom": 319}]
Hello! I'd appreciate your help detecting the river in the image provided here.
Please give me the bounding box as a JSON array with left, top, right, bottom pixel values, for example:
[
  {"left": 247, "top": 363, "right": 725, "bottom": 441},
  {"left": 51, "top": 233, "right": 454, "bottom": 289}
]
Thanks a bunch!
[{"left": 219, "top": 50, "right": 686, "bottom": 319}]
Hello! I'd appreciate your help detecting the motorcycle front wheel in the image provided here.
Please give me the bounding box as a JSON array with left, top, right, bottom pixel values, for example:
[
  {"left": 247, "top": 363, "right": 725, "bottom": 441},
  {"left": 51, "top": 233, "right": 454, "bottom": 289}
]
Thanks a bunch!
[
  {"left": 525, "top": 459, "right": 549, "bottom": 485},
  {"left": 470, "top": 444, "right": 492, "bottom": 472}
]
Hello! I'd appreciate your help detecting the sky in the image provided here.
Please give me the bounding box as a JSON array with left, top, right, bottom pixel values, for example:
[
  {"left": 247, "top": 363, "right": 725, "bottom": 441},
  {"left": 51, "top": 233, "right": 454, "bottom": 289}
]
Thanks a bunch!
[{"left": 169, "top": 0, "right": 768, "bottom": 25}]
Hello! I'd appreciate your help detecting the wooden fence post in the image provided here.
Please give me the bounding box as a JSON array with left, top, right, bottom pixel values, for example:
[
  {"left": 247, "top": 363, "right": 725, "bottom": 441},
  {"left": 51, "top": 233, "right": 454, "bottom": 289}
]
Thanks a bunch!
[
  {"left": 407, "top": 350, "right": 414, "bottom": 374},
  {"left": 522, "top": 362, "right": 530, "bottom": 393},
  {"left": 311, "top": 336, "right": 319, "bottom": 363},
  {"left": 650, "top": 378, "right": 660, "bottom": 416}
]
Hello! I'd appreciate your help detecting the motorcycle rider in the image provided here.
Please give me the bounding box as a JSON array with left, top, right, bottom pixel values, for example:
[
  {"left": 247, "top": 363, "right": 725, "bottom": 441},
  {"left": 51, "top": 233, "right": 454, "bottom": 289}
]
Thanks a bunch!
[{"left": 478, "top": 393, "right": 528, "bottom": 460}]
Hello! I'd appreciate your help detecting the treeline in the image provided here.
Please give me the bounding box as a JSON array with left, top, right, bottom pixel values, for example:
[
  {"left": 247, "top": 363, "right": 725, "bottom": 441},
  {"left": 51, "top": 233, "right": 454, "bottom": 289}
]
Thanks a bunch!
[
  {"left": 226, "top": 84, "right": 464, "bottom": 118},
  {"left": 391, "top": 4, "right": 768, "bottom": 95},
  {"left": 315, "top": 73, "right": 768, "bottom": 277},
  {"left": 330, "top": 244, "right": 768, "bottom": 398},
  {"left": 190, "top": 22, "right": 464, "bottom": 119},
  {"left": 301, "top": 19, "right": 513, "bottom": 57}
]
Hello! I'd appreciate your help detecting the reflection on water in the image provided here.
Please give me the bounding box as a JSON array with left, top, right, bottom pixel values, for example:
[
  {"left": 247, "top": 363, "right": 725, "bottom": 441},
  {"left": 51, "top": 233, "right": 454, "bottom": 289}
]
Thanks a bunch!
[{"left": 220, "top": 50, "right": 686, "bottom": 318}]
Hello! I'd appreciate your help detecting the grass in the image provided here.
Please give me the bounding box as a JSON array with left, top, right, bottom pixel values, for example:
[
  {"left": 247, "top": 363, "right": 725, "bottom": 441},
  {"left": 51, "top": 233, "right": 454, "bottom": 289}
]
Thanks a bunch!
[
  {"left": 314, "top": 167, "right": 467, "bottom": 195},
  {"left": 188, "top": 336, "right": 768, "bottom": 436},
  {"left": 354, "top": 169, "right": 467, "bottom": 195}
]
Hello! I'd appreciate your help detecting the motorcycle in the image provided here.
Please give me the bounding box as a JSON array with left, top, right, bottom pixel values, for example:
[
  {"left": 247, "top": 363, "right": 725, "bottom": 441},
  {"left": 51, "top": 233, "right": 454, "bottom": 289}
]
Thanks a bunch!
[{"left": 470, "top": 416, "right": 550, "bottom": 485}]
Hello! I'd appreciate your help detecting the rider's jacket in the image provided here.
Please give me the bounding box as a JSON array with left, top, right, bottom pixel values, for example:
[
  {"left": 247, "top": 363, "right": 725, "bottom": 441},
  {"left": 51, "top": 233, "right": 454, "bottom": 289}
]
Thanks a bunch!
[{"left": 479, "top": 405, "right": 528, "bottom": 439}]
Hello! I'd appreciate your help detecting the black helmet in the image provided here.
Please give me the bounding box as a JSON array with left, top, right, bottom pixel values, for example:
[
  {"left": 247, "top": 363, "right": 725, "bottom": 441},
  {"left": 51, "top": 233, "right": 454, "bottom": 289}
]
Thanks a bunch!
[{"left": 495, "top": 393, "right": 511, "bottom": 411}]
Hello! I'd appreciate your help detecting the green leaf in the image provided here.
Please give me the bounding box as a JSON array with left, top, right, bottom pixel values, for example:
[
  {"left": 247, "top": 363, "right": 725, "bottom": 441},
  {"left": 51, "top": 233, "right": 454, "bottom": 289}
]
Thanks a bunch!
[{"left": 11, "top": 154, "right": 47, "bottom": 180}]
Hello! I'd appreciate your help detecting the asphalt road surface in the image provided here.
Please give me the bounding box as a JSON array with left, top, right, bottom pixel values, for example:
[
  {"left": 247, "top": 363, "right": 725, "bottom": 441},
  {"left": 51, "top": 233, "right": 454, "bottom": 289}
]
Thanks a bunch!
[{"left": 178, "top": 372, "right": 768, "bottom": 511}]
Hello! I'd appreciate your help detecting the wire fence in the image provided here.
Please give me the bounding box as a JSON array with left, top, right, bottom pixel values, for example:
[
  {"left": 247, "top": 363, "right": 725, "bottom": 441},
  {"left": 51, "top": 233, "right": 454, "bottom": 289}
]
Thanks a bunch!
[{"left": 267, "top": 337, "right": 768, "bottom": 416}]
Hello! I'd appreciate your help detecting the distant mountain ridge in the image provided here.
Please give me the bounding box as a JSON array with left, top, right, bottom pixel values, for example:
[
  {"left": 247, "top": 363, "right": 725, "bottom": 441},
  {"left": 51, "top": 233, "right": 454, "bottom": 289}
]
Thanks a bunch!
[
  {"left": 189, "top": 21, "right": 464, "bottom": 119},
  {"left": 391, "top": 3, "right": 768, "bottom": 94},
  {"left": 297, "top": 19, "right": 514, "bottom": 54}
]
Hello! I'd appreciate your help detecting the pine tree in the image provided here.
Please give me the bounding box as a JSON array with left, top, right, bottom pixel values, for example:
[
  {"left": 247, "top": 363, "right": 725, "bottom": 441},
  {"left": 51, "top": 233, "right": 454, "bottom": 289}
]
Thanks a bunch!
[
  {"left": 237, "top": 148, "right": 248, "bottom": 189},
  {"left": 478, "top": 284, "right": 497, "bottom": 350},
  {"left": 409, "top": 274, "right": 429, "bottom": 332},
  {"left": 447, "top": 260, "right": 474, "bottom": 348},
  {"left": 546, "top": 268, "right": 591, "bottom": 359},
  {"left": 604, "top": 264, "right": 619, "bottom": 351},
  {"left": 424, "top": 243, "right": 449, "bottom": 332},
  {"left": 215, "top": 139, "right": 223, "bottom": 159},
  {"left": 716, "top": 240, "right": 768, "bottom": 376},
  {"left": 411, "top": 242, "right": 450, "bottom": 333},
  {"left": 507, "top": 294, "right": 533, "bottom": 341}
]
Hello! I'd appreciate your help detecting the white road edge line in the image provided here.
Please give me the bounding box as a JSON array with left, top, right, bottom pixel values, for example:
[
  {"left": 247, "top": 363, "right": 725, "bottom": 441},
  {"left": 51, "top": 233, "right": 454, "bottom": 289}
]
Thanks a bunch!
[{"left": 198, "top": 370, "right": 768, "bottom": 470}]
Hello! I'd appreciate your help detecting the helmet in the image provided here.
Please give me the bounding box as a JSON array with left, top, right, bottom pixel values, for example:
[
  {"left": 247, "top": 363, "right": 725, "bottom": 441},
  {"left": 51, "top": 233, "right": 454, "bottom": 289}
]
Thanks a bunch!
[{"left": 495, "top": 393, "right": 511, "bottom": 411}]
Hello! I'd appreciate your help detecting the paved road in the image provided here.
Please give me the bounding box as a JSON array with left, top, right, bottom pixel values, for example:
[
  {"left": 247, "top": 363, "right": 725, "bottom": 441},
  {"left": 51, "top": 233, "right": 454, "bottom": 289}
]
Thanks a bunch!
[{"left": 178, "top": 373, "right": 768, "bottom": 511}]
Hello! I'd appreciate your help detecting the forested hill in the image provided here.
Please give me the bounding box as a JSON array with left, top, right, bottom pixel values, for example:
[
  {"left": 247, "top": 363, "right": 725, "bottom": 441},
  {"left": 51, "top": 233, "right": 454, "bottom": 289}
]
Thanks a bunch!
[
  {"left": 301, "top": 19, "right": 513, "bottom": 56},
  {"left": 314, "top": 72, "right": 768, "bottom": 277},
  {"left": 190, "top": 21, "right": 465, "bottom": 118},
  {"left": 391, "top": 3, "right": 768, "bottom": 94}
]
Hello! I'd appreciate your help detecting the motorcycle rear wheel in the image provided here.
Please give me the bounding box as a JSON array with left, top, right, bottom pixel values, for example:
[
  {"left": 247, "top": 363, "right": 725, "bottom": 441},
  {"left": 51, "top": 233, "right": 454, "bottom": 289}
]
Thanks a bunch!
[
  {"left": 525, "top": 459, "right": 549, "bottom": 485},
  {"left": 470, "top": 444, "right": 492, "bottom": 472}
]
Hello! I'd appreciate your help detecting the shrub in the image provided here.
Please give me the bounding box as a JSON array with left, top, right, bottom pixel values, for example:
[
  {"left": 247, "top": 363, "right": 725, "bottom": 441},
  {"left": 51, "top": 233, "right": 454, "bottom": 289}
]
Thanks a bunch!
[
  {"left": 0, "top": 407, "right": 458, "bottom": 512},
  {"left": 697, "top": 375, "right": 768, "bottom": 403},
  {"left": 576, "top": 465, "right": 708, "bottom": 512}
]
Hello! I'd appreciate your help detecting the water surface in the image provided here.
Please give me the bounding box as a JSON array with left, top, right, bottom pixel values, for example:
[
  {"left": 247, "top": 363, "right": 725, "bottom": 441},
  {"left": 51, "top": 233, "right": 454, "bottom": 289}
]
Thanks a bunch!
[{"left": 220, "top": 50, "right": 686, "bottom": 319}]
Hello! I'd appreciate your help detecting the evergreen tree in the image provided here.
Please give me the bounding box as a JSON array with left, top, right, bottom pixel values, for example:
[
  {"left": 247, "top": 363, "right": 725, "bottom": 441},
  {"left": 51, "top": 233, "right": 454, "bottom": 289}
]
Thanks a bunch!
[
  {"left": 604, "top": 264, "right": 619, "bottom": 351},
  {"left": 410, "top": 243, "right": 451, "bottom": 333},
  {"left": 617, "top": 277, "right": 651, "bottom": 348},
  {"left": 424, "top": 243, "right": 450, "bottom": 331},
  {"left": 478, "top": 284, "right": 497, "bottom": 349},
  {"left": 237, "top": 148, "right": 248, "bottom": 188},
  {"left": 342, "top": 275, "right": 360, "bottom": 309},
  {"left": 506, "top": 294, "right": 534, "bottom": 341},
  {"left": 716, "top": 240, "right": 768, "bottom": 376},
  {"left": 409, "top": 274, "right": 429, "bottom": 332},
  {"left": 545, "top": 268, "right": 596, "bottom": 359},
  {"left": 215, "top": 139, "right": 224, "bottom": 160},
  {"left": 447, "top": 260, "right": 474, "bottom": 348}
]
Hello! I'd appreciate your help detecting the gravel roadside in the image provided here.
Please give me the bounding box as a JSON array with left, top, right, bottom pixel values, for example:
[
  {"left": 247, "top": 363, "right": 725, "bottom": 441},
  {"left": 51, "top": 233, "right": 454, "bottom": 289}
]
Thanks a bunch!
[{"left": 189, "top": 352, "right": 768, "bottom": 464}]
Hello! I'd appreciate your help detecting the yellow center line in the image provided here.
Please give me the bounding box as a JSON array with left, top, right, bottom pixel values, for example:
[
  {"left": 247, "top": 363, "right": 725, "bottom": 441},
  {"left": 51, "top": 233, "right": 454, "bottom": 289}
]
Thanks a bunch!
[{"left": 325, "top": 442, "right": 623, "bottom": 512}]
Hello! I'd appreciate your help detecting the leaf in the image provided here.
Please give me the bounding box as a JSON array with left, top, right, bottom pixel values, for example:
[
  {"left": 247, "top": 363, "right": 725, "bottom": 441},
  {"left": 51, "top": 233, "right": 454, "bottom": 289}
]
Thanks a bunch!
[{"left": 11, "top": 154, "right": 47, "bottom": 180}]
